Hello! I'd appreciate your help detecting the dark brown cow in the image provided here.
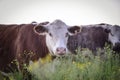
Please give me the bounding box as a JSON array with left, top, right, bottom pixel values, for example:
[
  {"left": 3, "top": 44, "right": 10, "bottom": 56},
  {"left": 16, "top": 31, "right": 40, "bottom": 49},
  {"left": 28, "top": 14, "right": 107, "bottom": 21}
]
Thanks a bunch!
[
  {"left": 67, "top": 24, "right": 110, "bottom": 55},
  {"left": 0, "top": 23, "right": 49, "bottom": 72},
  {"left": 68, "top": 23, "right": 120, "bottom": 55},
  {"left": 0, "top": 19, "right": 80, "bottom": 72}
]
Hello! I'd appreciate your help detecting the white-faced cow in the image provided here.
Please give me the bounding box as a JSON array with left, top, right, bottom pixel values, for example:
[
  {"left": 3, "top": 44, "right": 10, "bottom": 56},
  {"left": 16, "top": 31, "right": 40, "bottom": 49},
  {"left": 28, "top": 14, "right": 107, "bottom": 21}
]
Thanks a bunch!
[
  {"left": 68, "top": 23, "right": 120, "bottom": 55},
  {"left": 100, "top": 24, "right": 120, "bottom": 52},
  {"left": 0, "top": 19, "right": 80, "bottom": 72}
]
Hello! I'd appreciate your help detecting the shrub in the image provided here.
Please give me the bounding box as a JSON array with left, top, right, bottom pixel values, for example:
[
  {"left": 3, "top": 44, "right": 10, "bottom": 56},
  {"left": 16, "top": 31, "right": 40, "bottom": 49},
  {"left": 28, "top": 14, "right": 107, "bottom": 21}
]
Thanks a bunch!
[{"left": 2, "top": 46, "right": 120, "bottom": 80}]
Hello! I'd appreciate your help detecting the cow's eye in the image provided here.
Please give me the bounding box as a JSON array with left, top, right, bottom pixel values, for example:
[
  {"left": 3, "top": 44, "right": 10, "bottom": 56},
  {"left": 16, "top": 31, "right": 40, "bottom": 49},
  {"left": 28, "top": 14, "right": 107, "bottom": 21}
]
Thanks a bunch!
[
  {"left": 49, "top": 33, "right": 52, "bottom": 37},
  {"left": 65, "top": 33, "right": 69, "bottom": 37}
]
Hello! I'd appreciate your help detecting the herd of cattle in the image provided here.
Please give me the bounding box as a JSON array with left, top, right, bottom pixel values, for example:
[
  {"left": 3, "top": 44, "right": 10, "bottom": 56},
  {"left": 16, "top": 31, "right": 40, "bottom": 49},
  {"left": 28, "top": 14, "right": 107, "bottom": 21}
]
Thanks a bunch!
[{"left": 0, "top": 19, "right": 120, "bottom": 72}]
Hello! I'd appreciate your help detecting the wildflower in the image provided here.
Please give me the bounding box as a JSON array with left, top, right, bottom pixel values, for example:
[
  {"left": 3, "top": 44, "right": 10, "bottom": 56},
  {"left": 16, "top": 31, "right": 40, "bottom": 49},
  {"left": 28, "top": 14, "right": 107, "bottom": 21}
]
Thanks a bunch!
[
  {"left": 119, "top": 68, "right": 120, "bottom": 72},
  {"left": 28, "top": 61, "right": 39, "bottom": 72},
  {"left": 40, "top": 54, "right": 52, "bottom": 64}
]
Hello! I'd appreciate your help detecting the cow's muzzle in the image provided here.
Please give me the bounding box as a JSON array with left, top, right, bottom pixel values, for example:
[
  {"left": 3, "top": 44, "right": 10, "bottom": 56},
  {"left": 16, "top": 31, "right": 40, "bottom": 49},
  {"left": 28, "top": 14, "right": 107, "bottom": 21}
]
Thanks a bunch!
[{"left": 56, "top": 47, "right": 66, "bottom": 55}]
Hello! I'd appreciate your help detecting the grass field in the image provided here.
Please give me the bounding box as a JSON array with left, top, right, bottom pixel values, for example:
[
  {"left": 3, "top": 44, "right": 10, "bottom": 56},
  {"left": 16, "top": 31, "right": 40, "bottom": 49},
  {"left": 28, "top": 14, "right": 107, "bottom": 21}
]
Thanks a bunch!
[{"left": 1, "top": 46, "right": 120, "bottom": 80}]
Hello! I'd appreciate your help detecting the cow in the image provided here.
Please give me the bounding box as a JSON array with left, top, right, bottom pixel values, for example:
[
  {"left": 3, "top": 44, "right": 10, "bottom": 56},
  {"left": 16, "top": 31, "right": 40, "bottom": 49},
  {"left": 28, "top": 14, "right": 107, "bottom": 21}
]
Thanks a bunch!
[
  {"left": 100, "top": 24, "right": 120, "bottom": 52},
  {"left": 68, "top": 23, "right": 120, "bottom": 56},
  {"left": 67, "top": 24, "right": 109, "bottom": 55},
  {"left": 0, "top": 19, "right": 80, "bottom": 72}
]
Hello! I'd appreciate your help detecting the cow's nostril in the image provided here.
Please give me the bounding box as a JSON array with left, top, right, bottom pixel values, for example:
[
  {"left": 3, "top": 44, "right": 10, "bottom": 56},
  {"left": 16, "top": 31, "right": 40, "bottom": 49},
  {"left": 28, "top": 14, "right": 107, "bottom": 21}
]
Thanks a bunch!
[
  {"left": 64, "top": 48, "right": 66, "bottom": 51},
  {"left": 56, "top": 48, "right": 60, "bottom": 52}
]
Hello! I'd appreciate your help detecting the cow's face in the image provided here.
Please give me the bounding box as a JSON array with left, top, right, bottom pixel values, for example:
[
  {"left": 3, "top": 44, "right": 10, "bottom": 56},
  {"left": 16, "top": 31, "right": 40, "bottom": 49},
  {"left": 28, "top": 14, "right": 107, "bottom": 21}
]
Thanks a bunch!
[
  {"left": 34, "top": 20, "right": 80, "bottom": 56},
  {"left": 105, "top": 25, "right": 120, "bottom": 51}
]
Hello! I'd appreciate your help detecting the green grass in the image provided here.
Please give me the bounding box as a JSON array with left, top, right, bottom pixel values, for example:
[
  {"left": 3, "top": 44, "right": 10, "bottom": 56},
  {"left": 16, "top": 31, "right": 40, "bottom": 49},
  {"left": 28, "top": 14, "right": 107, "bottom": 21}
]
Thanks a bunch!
[{"left": 1, "top": 46, "right": 120, "bottom": 80}]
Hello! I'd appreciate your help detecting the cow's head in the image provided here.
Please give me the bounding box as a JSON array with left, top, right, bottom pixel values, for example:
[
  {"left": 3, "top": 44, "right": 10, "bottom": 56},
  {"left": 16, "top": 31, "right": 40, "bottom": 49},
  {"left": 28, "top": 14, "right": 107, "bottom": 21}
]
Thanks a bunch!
[
  {"left": 34, "top": 20, "right": 80, "bottom": 56},
  {"left": 104, "top": 25, "right": 120, "bottom": 51}
]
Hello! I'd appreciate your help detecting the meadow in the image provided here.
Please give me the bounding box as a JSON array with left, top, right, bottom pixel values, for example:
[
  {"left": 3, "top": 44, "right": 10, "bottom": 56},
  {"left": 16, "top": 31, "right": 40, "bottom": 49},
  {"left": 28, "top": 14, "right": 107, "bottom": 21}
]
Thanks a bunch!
[{"left": 0, "top": 45, "right": 120, "bottom": 80}]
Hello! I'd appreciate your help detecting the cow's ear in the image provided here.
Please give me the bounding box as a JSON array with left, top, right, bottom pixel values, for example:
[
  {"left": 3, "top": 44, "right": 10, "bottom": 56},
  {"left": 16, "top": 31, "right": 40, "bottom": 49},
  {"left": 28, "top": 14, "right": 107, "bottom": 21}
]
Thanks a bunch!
[
  {"left": 34, "top": 24, "right": 48, "bottom": 35},
  {"left": 68, "top": 26, "right": 81, "bottom": 35},
  {"left": 34, "top": 21, "right": 49, "bottom": 35}
]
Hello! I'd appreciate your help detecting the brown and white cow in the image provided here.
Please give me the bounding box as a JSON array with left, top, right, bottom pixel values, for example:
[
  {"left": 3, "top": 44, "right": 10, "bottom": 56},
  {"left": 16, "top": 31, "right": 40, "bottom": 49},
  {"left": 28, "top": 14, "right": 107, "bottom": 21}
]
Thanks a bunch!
[{"left": 0, "top": 19, "right": 80, "bottom": 72}]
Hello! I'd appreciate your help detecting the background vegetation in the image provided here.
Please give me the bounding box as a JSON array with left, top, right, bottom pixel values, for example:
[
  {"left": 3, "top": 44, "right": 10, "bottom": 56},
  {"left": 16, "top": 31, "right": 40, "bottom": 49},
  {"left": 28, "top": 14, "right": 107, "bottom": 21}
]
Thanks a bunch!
[{"left": 1, "top": 46, "right": 120, "bottom": 80}]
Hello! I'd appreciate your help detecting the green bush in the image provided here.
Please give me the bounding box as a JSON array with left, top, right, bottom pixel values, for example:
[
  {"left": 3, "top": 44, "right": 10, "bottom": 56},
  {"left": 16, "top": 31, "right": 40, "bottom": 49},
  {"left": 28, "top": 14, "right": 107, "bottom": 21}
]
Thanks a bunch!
[{"left": 2, "top": 46, "right": 120, "bottom": 80}]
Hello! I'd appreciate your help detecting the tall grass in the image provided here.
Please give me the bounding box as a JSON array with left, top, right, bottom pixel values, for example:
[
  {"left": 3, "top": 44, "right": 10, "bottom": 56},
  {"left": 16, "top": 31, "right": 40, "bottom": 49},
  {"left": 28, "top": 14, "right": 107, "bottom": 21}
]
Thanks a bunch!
[{"left": 1, "top": 46, "right": 120, "bottom": 80}]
